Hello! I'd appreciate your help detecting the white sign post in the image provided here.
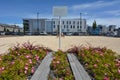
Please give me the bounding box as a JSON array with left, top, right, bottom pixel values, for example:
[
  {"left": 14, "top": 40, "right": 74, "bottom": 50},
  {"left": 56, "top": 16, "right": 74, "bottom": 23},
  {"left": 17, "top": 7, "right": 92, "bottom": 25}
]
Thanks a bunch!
[{"left": 53, "top": 6, "right": 67, "bottom": 50}]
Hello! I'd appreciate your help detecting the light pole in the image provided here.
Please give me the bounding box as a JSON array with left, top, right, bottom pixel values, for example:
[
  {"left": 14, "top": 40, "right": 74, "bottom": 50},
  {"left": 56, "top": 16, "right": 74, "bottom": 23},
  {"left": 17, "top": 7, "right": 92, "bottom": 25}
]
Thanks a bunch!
[
  {"left": 37, "top": 12, "right": 39, "bottom": 34},
  {"left": 80, "top": 13, "right": 82, "bottom": 35},
  {"left": 59, "top": 16, "right": 61, "bottom": 49}
]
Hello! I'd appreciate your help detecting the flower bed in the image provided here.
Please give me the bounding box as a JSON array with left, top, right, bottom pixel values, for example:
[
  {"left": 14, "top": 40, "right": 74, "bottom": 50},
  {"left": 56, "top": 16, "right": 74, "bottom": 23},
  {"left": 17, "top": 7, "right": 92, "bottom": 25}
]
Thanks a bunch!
[
  {"left": 68, "top": 46, "right": 120, "bottom": 80},
  {"left": 0, "top": 42, "right": 51, "bottom": 80},
  {"left": 49, "top": 51, "right": 74, "bottom": 80}
]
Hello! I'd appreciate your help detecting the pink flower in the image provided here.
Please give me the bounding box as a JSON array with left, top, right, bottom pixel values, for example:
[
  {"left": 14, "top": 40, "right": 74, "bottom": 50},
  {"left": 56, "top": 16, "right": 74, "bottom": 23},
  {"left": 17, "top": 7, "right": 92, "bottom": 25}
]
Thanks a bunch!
[
  {"left": 105, "top": 64, "right": 109, "bottom": 67},
  {"left": 103, "top": 77, "right": 109, "bottom": 80},
  {"left": 35, "top": 55, "right": 39, "bottom": 61},
  {"left": 96, "top": 60, "right": 100, "bottom": 62},
  {"left": 25, "top": 66, "right": 28, "bottom": 70},
  {"left": 56, "top": 61, "right": 60, "bottom": 64},
  {"left": 29, "top": 59, "right": 32, "bottom": 64},
  {"left": 93, "top": 64, "right": 97, "bottom": 68},
  {"left": 26, "top": 55, "right": 31, "bottom": 59},
  {"left": 31, "top": 67, "right": 35, "bottom": 73},
  {"left": 100, "top": 53, "right": 104, "bottom": 56},
  {"left": 1, "top": 67, "right": 5, "bottom": 70},
  {"left": 24, "top": 70, "right": 27, "bottom": 74},
  {"left": 11, "top": 61, "right": 15, "bottom": 65}
]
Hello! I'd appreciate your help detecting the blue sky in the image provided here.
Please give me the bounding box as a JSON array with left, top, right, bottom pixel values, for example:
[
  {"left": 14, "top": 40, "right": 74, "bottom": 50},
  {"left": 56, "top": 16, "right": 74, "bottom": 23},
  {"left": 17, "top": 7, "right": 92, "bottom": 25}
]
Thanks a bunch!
[{"left": 0, "top": 0, "right": 120, "bottom": 27}]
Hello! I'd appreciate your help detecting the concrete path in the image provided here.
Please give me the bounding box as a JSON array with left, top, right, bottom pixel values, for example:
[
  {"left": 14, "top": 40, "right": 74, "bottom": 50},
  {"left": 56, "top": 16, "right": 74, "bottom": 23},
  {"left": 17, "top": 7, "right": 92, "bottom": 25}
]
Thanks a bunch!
[
  {"left": 30, "top": 52, "right": 53, "bottom": 80},
  {"left": 67, "top": 53, "right": 91, "bottom": 80}
]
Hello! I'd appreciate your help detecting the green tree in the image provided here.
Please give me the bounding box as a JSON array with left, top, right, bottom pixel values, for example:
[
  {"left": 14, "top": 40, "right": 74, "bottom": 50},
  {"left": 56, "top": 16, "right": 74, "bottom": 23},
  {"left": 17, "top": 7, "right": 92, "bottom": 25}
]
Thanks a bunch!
[
  {"left": 92, "top": 20, "right": 97, "bottom": 29},
  {"left": 7, "top": 29, "right": 9, "bottom": 32},
  {"left": 4, "top": 27, "right": 6, "bottom": 32},
  {"left": 23, "top": 23, "right": 29, "bottom": 35}
]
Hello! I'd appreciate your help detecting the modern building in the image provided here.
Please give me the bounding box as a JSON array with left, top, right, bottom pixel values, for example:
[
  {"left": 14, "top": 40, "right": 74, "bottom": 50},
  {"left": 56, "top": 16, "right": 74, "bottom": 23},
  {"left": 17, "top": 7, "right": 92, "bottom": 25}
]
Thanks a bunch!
[
  {"left": 23, "top": 18, "right": 87, "bottom": 35},
  {"left": 23, "top": 18, "right": 47, "bottom": 34},
  {"left": 52, "top": 18, "right": 87, "bottom": 35}
]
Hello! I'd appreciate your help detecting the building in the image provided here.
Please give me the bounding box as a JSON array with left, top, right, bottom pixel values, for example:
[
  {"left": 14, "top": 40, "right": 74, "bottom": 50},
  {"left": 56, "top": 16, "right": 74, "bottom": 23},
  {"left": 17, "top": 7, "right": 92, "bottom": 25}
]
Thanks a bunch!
[
  {"left": 0, "top": 24, "right": 23, "bottom": 33},
  {"left": 23, "top": 18, "right": 87, "bottom": 35},
  {"left": 23, "top": 19, "right": 47, "bottom": 35},
  {"left": 52, "top": 18, "right": 87, "bottom": 35}
]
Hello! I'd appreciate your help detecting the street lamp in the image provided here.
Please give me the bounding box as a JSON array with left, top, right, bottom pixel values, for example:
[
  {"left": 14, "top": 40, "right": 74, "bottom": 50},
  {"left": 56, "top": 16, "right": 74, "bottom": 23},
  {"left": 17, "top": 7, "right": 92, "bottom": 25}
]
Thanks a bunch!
[
  {"left": 79, "top": 13, "right": 82, "bottom": 35},
  {"left": 37, "top": 12, "right": 39, "bottom": 34}
]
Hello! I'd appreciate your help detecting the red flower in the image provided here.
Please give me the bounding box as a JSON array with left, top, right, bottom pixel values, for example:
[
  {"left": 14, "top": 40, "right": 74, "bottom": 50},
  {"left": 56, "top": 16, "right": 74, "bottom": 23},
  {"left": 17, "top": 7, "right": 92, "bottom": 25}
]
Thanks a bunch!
[{"left": 103, "top": 77, "right": 109, "bottom": 80}]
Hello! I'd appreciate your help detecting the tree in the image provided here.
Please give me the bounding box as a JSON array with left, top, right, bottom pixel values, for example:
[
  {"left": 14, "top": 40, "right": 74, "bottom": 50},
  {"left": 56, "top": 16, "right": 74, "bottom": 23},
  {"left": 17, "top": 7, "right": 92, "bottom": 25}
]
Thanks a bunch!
[
  {"left": 4, "top": 27, "right": 6, "bottom": 32},
  {"left": 7, "top": 29, "right": 9, "bottom": 32},
  {"left": 92, "top": 20, "right": 97, "bottom": 29}
]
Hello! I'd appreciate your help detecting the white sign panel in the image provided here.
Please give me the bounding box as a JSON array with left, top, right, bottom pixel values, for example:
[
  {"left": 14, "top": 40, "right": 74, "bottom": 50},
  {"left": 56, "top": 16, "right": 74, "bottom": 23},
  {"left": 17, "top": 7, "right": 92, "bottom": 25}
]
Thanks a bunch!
[{"left": 53, "top": 6, "right": 67, "bottom": 17}]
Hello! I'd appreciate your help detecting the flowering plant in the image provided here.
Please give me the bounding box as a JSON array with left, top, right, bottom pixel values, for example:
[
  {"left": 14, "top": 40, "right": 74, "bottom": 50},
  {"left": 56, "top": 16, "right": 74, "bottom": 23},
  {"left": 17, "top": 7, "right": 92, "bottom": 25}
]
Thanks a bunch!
[
  {"left": 0, "top": 41, "right": 51, "bottom": 80},
  {"left": 49, "top": 51, "right": 74, "bottom": 80}
]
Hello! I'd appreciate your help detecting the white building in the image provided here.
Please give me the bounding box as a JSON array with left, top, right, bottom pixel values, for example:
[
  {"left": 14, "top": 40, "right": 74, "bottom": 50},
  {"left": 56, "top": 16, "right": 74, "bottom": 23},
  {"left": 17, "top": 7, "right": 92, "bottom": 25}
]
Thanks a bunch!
[
  {"left": 52, "top": 18, "right": 87, "bottom": 34},
  {"left": 23, "top": 18, "right": 87, "bottom": 35}
]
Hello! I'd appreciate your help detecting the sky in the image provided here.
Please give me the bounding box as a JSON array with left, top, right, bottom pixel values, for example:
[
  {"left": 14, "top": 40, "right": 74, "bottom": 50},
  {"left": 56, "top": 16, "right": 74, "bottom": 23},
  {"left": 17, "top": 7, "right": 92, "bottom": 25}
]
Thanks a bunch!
[{"left": 0, "top": 0, "right": 120, "bottom": 27}]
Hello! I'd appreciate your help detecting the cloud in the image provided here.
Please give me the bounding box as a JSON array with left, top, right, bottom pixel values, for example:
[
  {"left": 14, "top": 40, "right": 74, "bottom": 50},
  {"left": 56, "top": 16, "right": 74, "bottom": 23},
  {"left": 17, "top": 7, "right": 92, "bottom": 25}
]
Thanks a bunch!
[
  {"left": 104, "top": 10, "right": 120, "bottom": 16},
  {"left": 87, "top": 18, "right": 120, "bottom": 27},
  {"left": 71, "top": 0, "right": 120, "bottom": 10}
]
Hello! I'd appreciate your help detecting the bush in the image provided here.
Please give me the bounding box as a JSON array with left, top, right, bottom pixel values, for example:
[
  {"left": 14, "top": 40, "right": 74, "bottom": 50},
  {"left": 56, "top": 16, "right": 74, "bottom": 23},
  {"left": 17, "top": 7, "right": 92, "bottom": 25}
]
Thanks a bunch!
[
  {"left": 49, "top": 50, "right": 74, "bottom": 80},
  {"left": 68, "top": 46, "right": 120, "bottom": 80},
  {"left": 0, "top": 41, "right": 51, "bottom": 80}
]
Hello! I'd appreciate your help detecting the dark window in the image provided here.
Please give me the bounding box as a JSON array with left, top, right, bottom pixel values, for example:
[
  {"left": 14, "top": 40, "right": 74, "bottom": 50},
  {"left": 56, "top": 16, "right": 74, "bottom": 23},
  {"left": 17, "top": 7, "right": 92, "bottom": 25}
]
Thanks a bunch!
[
  {"left": 77, "top": 21, "right": 79, "bottom": 24},
  {"left": 62, "top": 21, "right": 64, "bottom": 24},
  {"left": 77, "top": 26, "right": 79, "bottom": 28},
  {"left": 64, "top": 25, "right": 65, "bottom": 28},
  {"left": 73, "top": 21, "right": 75, "bottom": 24},
  {"left": 69, "top": 21, "right": 71, "bottom": 24},
  {"left": 67, "top": 25, "right": 68, "bottom": 28},
  {"left": 71, "top": 25, "right": 72, "bottom": 28},
  {"left": 67, "top": 21, "right": 68, "bottom": 24}
]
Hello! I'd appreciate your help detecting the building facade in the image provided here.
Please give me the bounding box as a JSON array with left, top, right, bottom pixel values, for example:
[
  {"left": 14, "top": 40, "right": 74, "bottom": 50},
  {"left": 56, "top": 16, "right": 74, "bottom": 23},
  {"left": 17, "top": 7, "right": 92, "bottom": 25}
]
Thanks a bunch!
[
  {"left": 52, "top": 18, "right": 87, "bottom": 34},
  {"left": 23, "top": 18, "right": 87, "bottom": 35},
  {"left": 23, "top": 19, "right": 47, "bottom": 34}
]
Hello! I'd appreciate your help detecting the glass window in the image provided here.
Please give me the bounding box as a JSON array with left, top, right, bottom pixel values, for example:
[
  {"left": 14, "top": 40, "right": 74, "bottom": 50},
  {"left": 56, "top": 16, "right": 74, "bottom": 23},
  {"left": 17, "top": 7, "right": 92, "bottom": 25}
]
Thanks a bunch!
[
  {"left": 71, "top": 25, "right": 72, "bottom": 28},
  {"left": 77, "top": 26, "right": 79, "bottom": 28},
  {"left": 73, "top": 21, "right": 75, "bottom": 24},
  {"left": 73, "top": 26, "right": 75, "bottom": 28},
  {"left": 62, "top": 21, "right": 64, "bottom": 24},
  {"left": 69, "top": 21, "right": 71, "bottom": 24}
]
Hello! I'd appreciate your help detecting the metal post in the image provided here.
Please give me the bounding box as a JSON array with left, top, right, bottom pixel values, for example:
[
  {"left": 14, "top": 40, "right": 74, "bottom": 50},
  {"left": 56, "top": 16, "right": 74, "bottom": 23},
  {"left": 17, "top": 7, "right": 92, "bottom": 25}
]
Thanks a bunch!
[
  {"left": 37, "top": 12, "right": 39, "bottom": 34},
  {"left": 59, "top": 16, "right": 61, "bottom": 49},
  {"left": 80, "top": 13, "right": 82, "bottom": 35}
]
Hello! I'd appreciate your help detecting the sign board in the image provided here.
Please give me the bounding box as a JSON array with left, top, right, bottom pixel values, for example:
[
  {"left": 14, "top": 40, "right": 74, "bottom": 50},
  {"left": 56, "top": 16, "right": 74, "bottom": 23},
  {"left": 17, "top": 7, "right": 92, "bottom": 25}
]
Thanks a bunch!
[{"left": 53, "top": 6, "right": 67, "bottom": 17}]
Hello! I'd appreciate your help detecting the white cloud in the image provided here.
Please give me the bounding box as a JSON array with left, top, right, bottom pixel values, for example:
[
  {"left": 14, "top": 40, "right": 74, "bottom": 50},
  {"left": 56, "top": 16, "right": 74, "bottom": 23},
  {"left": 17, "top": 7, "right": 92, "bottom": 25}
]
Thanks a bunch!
[
  {"left": 71, "top": 0, "right": 120, "bottom": 10},
  {"left": 87, "top": 18, "right": 120, "bottom": 27},
  {"left": 104, "top": 10, "right": 120, "bottom": 16}
]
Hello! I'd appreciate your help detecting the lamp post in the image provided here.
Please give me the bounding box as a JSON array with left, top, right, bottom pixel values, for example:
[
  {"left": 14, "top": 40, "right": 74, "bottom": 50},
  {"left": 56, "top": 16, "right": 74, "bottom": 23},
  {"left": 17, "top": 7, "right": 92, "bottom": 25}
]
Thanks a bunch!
[
  {"left": 80, "top": 13, "right": 82, "bottom": 35},
  {"left": 37, "top": 12, "right": 39, "bottom": 34}
]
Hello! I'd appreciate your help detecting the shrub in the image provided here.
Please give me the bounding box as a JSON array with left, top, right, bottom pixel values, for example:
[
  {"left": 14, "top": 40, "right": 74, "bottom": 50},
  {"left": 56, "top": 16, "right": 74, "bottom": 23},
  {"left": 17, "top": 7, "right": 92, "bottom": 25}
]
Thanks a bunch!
[
  {"left": 0, "top": 41, "right": 51, "bottom": 80},
  {"left": 49, "top": 50, "right": 74, "bottom": 80},
  {"left": 68, "top": 46, "right": 120, "bottom": 80}
]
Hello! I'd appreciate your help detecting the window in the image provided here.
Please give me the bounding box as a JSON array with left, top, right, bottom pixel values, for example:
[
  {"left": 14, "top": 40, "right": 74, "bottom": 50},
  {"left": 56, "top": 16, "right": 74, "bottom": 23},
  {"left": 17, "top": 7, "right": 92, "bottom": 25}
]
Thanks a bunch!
[
  {"left": 67, "top": 25, "right": 68, "bottom": 28},
  {"left": 67, "top": 21, "right": 68, "bottom": 24},
  {"left": 54, "top": 25, "right": 55, "bottom": 28},
  {"left": 73, "top": 21, "right": 75, "bottom": 24},
  {"left": 69, "top": 21, "right": 71, "bottom": 24},
  {"left": 77, "top": 21, "right": 79, "bottom": 24},
  {"left": 64, "top": 25, "right": 65, "bottom": 28},
  {"left": 73, "top": 26, "right": 75, "bottom": 28},
  {"left": 71, "top": 25, "right": 72, "bottom": 28},
  {"left": 77, "top": 26, "right": 79, "bottom": 29},
  {"left": 62, "top": 21, "right": 64, "bottom": 24}
]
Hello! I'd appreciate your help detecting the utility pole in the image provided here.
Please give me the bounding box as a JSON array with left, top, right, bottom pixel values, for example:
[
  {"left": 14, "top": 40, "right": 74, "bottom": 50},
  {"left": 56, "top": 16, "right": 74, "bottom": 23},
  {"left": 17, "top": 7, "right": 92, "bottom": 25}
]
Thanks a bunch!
[
  {"left": 37, "top": 12, "right": 39, "bottom": 34},
  {"left": 80, "top": 13, "right": 82, "bottom": 35}
]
